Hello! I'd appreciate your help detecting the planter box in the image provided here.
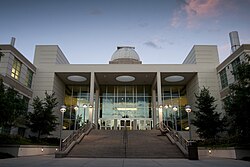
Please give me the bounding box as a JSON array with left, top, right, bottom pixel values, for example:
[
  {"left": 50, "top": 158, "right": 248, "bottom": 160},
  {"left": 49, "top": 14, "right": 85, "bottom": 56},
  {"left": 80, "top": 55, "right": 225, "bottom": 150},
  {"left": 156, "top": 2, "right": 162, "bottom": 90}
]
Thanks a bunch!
[
  {"left": 0, "top": 145, "right": 58, "bottom": 157},
  {"left": 198, "top": 147, "right": 250, "bottom": 160}
]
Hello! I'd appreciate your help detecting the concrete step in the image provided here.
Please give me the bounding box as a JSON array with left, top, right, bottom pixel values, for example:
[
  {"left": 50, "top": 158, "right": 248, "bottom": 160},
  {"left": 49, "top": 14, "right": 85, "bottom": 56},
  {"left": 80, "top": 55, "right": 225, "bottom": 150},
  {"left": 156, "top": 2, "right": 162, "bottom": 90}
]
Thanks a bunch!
[{"left": 68, "top": 130, "right": 185, "bottom": 158}]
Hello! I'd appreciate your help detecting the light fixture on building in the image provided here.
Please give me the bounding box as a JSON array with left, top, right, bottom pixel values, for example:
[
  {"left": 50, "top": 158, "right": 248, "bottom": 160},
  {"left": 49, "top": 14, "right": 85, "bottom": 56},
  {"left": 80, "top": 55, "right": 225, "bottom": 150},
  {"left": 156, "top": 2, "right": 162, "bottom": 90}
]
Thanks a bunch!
[
  {"left": 173, "top": 106, "right": 178, "bottom": 112},
  {"left": 67, "top": 75, "right": 87, "bottom": 82},
  {"left": 116, "top": 75, "right": 135, "bottom": 82},
  {"left": 116, "top": 107, "right": 137, "bottom": 111},
  {"left": 165, "top": 75, "right": 184, "bottom": 82}
]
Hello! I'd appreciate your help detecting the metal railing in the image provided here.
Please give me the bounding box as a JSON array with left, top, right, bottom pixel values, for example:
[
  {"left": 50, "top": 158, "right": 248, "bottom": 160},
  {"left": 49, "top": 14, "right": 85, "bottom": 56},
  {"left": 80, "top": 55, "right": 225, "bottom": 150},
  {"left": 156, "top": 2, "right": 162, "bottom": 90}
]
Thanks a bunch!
[
  {"left": 158, "top": 122, "right": 170, "bottom": 135},
  {"left": 159, "top": 122, "right": 188, "bottom": 153},
  {"left": 174, "top": 131, "right": 189, "bottom": 151},
  {"left": 61, "top": 122, "right": 93, "bottom": 151},
  {"left": 122, "top": 128, "right": 128, "bottom": 158}
]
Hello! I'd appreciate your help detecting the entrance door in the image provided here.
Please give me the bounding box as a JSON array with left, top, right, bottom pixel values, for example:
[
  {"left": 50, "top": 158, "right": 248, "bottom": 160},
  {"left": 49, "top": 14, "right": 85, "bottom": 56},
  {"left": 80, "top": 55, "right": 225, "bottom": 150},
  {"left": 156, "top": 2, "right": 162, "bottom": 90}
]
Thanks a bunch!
[{"left": 120, "top": 119, "right": 131, "bottom": 130}]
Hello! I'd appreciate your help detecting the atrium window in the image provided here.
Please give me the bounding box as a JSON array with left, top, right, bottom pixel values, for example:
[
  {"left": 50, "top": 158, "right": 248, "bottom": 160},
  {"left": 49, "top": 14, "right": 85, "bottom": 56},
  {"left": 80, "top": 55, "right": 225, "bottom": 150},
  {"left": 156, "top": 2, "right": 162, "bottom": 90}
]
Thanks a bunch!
[
  {"left": 11, "top": 58, "right": 21, "bottom": 80},
  {"left": 25, "top": 69, "right": 33, "bottom": 88},
  {"left": 219, "top": 68, "right": 228, "bottom": 89}
]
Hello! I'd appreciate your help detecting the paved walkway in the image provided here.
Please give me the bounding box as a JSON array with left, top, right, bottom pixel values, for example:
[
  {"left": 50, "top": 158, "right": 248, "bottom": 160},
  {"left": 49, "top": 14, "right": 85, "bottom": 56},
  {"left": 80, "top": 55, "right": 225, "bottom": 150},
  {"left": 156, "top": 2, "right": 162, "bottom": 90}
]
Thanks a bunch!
[{"left": 0, "top": 155, "right": 250, "bottom": 167}]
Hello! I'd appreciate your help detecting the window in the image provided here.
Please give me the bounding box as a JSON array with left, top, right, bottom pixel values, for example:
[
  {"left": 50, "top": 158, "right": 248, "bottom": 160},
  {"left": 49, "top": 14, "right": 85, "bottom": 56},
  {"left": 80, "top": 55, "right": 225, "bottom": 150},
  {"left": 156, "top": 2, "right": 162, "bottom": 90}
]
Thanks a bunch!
[
  {"left": 231, "top": 57, "right": 240, "bottom": 80},
  {"left": 11, "top": 58, "right": 21, "bottom": 80},
  {"left": 219, "top": 68, "right": 228, "bottom": 89},
  {"left": 25, "top": 69, "right": 33, "bottom": 88}
]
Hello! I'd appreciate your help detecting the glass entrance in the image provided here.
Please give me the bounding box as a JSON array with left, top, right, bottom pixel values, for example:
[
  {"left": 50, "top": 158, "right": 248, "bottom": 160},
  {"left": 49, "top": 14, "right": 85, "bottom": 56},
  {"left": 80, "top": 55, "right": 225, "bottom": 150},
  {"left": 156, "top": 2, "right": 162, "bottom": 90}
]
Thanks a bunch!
[
  {"left": 120, "top": 119, "right": 131, "bottom": 130},
  {"left": 99, "top": 85, "right": 152, "bottom": 130}
]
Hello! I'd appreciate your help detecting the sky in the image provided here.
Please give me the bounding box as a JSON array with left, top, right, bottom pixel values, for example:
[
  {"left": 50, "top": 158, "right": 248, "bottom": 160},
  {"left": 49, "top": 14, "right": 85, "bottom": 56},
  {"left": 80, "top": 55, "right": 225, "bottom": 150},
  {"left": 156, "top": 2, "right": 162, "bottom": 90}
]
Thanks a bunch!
[{"left": 0, "top": 0, "right": 250, "bottom": 64}]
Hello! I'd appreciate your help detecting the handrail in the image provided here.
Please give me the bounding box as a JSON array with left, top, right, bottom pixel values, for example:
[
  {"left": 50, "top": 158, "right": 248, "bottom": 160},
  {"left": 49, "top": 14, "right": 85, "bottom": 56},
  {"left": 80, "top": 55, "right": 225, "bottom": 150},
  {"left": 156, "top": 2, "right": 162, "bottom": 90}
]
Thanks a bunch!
[
  {"left": 158, "top": 122, "right": 170, "bottom": 135},
  {"left": 122, "top": 128, "right": 128, "bottom": 158},
  {"left": 159, "top": 122, "right": 189, "bottom": 155},
  {"left": 61, "top": 122, "right": 93, "bottom": 151}
]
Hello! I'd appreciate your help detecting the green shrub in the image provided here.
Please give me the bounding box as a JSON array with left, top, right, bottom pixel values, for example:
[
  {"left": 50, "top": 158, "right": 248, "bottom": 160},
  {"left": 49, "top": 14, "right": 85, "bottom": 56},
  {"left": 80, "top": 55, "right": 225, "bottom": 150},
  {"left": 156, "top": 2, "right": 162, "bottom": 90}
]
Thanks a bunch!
[
  {"left": 0, "top": 152, "right": 14, "bottom": 159},
  {"left": 0, "top": 134, "right": 59, "bottom": 146}
]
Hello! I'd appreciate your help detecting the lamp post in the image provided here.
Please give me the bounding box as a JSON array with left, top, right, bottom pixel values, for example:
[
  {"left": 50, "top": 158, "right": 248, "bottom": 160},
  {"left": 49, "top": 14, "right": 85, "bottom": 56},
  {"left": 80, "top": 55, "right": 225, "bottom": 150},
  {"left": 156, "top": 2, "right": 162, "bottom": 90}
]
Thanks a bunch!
[
  {"left": 83, "top": 104, "right": 87, "bottom": 124},
  {"left": 59, "top": 105, "right": 66, "bottom": 151},
  {"left": 173, "top": 106, "right": 178, "bottom": 131},
  {"left": 74, "top": 105, "right": 79, "bottom": 131},
  {"left": 185, "top": 105, "right": 192, "bottom": 141}
]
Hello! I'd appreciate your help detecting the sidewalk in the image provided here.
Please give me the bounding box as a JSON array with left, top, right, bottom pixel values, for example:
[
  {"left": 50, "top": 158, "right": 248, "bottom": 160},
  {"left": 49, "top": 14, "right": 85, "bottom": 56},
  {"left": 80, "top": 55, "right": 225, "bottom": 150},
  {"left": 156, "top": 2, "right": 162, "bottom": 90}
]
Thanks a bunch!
[{"left": 0, "top": 155, "right": 249, "bottom": 167}]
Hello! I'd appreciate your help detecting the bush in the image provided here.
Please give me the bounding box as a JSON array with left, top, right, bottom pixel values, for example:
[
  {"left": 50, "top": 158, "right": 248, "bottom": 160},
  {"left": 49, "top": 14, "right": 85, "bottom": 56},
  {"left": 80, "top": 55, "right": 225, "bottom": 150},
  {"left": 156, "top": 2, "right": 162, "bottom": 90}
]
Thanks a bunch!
[
  {"left": 0, "top": 152, "right": 14, "bottom": 159},
  {"left": 0, "top": 134, "right": 31, "bottom": 145},
  {"left": 0, "top": 134, "right": 59, "bottom": 146}
]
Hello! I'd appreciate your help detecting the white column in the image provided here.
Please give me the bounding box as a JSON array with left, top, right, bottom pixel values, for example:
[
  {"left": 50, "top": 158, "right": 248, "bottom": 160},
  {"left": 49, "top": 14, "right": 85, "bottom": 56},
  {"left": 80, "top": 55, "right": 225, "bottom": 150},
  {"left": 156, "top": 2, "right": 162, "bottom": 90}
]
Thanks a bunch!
[
  {"left": 157, "top": 72, "right": 163, "bottom": 123},
  {"left": 94, "top": 89, "right": 99, "bottom": 127},
  {"left": 89, "top": 72, "right": 95, "bottom": 123},
  {"left": 152, "top": 89, "right": 157, "bottom": 129},
  {"left": 159, "top": 107, "right": 163, "bottom": 123}
]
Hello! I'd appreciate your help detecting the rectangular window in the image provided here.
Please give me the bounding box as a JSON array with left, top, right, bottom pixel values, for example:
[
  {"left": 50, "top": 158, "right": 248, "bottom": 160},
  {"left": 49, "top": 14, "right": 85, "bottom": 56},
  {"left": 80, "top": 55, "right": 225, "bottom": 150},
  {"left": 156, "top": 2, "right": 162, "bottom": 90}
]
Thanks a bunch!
[
  {"left": 11, "top": 58, "right": 21, "bottom": 80},
  {"left": 25, "top": 69, "right": 33, "bottom": 88},
  {"left": 219, "top": 68, "right": 228, "bottom": 89},
  {"left": 231, "top": 57, "right": 240, "bottom": 80}
]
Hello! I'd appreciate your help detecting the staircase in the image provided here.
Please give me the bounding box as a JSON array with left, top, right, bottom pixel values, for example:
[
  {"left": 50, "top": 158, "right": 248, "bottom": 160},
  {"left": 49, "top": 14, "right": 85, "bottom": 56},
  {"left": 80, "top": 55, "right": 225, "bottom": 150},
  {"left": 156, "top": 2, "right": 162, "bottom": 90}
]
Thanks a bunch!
[{"left": 68, "top": 130, "right": 185, "bottom": 158}]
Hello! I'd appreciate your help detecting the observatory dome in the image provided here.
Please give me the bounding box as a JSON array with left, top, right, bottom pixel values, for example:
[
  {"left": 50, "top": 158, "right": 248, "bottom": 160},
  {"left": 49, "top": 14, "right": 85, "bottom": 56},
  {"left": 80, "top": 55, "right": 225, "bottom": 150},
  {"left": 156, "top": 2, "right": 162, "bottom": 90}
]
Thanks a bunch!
[{"left": 110, "top": 46, "right": 141, "bottom": 64}]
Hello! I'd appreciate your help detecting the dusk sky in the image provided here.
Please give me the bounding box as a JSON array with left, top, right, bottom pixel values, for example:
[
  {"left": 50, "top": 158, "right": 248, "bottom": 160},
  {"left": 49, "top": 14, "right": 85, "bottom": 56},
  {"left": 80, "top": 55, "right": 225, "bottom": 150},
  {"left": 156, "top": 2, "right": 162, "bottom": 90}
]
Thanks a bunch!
[{"left": 1, "top": 0, "right": 250, "bottom": 64}]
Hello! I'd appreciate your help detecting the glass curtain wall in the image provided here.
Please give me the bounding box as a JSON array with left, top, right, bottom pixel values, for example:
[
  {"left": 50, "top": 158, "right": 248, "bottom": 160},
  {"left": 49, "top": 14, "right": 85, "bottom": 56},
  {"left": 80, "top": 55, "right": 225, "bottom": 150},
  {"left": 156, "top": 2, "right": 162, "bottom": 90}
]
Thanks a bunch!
[
  {"left": 99, "top": 85, "right": 152, "bottom": 129},
  {"left": 100, "top": 85, "right": 151, "bottom": 119},
  {"left": 162, "top": 86, "right": 188, "bottom": 131},
  {"left": 63, "top": 85, "right": 90, "bottom": 130}
]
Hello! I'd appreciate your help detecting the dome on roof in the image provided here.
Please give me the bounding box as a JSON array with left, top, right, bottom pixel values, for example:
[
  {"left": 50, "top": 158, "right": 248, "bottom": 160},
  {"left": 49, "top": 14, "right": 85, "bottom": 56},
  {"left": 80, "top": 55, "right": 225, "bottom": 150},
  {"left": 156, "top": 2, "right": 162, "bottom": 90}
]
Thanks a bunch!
[{"left": 111, "top": 46, "right": 140, "bottom": 61}]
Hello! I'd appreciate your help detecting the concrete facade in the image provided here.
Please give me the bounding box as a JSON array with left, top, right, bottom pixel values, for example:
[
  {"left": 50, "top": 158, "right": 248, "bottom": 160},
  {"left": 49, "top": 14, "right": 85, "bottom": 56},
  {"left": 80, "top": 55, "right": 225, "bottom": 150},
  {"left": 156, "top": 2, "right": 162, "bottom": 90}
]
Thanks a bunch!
[
  {"left": 0, "top": 44, "right": 36, "bottom": 135},
  {"left": 2, "top": 40, "right": 243, "bottom": 139},
  {"left": 29, "top": 44, "right": 222, "bottom": 138},
  {"left": 216, "top": 44, "right": 250, "bottom": 113}
]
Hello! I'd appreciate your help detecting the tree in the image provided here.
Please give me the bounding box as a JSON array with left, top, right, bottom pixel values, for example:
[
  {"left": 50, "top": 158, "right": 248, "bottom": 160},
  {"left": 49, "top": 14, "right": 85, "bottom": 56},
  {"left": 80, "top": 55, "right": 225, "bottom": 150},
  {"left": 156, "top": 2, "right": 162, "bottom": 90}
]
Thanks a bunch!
[
  {"left": 224, "top": 55, "right": 250, "bottom": 144},
  {"left": 0, "top": 78, "right": 28, "bottom": 131},
  {"left": 192, "top": 87, "right": 224, "bottom": 140},
  {"left": 27, "top": 92, "right": 58, "bottom": 139}
]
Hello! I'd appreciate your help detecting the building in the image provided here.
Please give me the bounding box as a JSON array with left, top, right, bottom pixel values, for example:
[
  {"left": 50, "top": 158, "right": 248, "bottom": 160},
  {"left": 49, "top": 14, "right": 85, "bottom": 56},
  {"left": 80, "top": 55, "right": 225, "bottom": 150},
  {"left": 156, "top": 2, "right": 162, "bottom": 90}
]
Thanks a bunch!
[
  {"left": 31, "top": 44, "right": 221, "bottom": 138},
  {"left": 217, "top": 32, "right": 250, "bottom": 103},
  {"left": 1, "top": 32, "right": 247, "bottom": 139},
  {"left": 0, "top": 38, "right": 36, "bottom": 135}
]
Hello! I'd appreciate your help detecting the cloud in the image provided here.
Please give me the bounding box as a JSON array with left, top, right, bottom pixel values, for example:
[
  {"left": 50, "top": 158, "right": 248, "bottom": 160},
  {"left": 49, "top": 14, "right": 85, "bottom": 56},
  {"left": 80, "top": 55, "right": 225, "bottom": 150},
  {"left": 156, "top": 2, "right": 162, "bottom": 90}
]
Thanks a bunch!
[
  {"left": 171, "top": 0, "right": 221, "bottom": 28},
  {"left": 171, "top": 10, "right": 182, "bottom": 28},
  {"left": 184, "top": 0, "right": 220, "bottom": 27},
  {"left": 144, "top": 41, "right": 162, "bottom": 49}
]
